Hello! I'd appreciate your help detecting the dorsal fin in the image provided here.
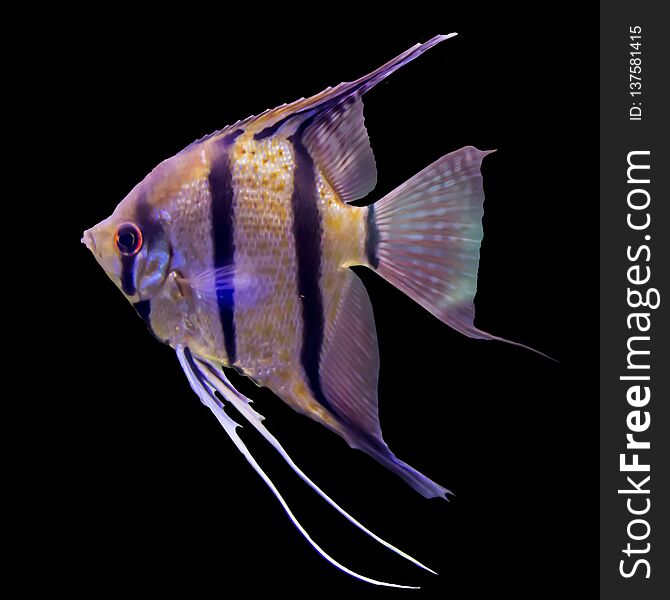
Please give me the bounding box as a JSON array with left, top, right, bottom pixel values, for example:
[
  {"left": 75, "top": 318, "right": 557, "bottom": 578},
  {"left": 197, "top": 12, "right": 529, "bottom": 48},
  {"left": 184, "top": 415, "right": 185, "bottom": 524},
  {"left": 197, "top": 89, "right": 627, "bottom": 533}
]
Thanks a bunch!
[
  {"left": 191, "top": 35, "right": 457, "bottom": 167},
  {"left": 294, "top": 34, "right": 456, "bottom": 202},
  {"left": 302, "top": 96, "right": 376, "bottom": 202},
  {"left": 255, "top": 34, "right": 456, "bottom": 135}
]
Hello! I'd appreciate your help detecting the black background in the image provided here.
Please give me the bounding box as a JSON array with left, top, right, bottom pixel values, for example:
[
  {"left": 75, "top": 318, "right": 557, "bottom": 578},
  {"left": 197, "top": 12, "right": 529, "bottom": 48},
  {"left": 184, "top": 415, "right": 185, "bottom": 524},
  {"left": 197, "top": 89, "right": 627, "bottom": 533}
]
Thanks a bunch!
[{"left": 48, "top": 7, "right": 598, "bottom": 598}]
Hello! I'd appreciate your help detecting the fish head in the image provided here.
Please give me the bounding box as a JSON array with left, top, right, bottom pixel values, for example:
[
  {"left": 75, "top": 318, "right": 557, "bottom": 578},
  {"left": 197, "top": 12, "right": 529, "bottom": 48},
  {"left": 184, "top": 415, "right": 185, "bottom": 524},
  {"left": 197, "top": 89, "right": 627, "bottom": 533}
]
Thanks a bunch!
[{"left": 82, "top": 172, "right": 172, "bottom": 304}]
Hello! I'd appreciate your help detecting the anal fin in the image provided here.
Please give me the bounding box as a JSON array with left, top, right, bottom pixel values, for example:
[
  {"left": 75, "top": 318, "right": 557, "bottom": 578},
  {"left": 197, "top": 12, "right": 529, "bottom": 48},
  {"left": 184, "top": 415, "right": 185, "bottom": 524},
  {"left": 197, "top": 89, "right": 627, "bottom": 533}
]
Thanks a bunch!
[{"left": 320, "top": 271, "right": 450, "bottom": 499}]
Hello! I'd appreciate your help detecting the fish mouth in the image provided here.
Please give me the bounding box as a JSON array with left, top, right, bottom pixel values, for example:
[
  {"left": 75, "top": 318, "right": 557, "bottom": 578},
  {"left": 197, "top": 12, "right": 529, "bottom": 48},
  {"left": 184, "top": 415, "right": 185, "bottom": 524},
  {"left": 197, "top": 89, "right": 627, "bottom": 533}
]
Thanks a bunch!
[{"left": 81, "top": 230, "right": 96, "bottom": 253}]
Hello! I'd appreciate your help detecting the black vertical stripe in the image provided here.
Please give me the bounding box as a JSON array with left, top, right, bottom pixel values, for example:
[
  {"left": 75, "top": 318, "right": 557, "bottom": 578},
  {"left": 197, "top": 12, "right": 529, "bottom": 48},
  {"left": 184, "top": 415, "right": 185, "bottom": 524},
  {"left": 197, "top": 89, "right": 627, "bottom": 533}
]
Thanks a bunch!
[
  {"left": 119, "top": 192, "right": 163, "bottom": 298},
  {"left": 365, "top": 205, "right": 380, "bottom": 269},
  {"left": 289, "top": 135, "right": 336, "bottom": 415},
  {"left": 133, "top": 300, "right": 151, "bottom": 325},
  {"left": 209, "top": 145, "right": 237, "bottom": 365},
  {"left": 120, "top": 255, "right": 137, "bottom": 295},
  {"left": 222, "top": 129, "right": 244, "bottom": 145}
]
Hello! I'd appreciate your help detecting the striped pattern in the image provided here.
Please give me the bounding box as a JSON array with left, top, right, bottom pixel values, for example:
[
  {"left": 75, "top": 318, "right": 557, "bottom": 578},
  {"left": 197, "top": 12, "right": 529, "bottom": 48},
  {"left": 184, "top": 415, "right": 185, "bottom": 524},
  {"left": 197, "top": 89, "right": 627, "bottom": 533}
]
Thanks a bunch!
[
  {"left": 189, "top": 130, "right": 367, "bottom": 425},
  {"left": 288, "top": 135, "right": 332, "bottom": 413},
  {"left": 147, "top": 129, "right": 367, "bottom": 423},
  {"left": 147, "top": 34, "right": 454, "bottom": 421},
  {"left": 208, "top": 143, "right": 238, "bottom": 365},
  {"left": 87, "top": 35, "right": 467, "bottom": 506}
]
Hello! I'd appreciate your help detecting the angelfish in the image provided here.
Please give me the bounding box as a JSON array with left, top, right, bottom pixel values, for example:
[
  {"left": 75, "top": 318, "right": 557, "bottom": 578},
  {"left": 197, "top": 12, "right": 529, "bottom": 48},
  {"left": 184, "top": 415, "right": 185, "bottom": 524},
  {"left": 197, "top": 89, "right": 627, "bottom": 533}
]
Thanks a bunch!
[{"left": 83, "top": 34, "right": 535, "bottom": 588}]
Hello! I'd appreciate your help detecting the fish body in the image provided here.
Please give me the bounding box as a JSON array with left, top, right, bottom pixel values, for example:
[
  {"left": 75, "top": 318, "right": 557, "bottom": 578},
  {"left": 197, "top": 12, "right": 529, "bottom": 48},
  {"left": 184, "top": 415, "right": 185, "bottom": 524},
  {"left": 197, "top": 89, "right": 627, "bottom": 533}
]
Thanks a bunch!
[
  {"left": 103, "top": 127, "right": 371, "bottom": 417},
  {"left": 83, "top": 34, "right": 537, "bottom": 587}
]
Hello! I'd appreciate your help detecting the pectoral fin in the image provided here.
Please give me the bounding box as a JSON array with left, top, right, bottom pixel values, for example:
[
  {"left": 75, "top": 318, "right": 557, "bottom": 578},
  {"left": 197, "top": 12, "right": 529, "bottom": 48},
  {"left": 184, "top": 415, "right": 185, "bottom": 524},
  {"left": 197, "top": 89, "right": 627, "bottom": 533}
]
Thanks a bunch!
[{"left": 179, "top": 265, "right": 270, "bottom": 310}]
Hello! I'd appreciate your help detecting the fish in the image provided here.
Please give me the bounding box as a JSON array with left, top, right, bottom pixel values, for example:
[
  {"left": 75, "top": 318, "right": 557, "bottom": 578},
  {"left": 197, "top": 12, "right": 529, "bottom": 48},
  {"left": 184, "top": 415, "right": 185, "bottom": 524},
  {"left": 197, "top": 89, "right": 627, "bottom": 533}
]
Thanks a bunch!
[{"left": 83, "top": 33, "right": 543, "bottom": 588}]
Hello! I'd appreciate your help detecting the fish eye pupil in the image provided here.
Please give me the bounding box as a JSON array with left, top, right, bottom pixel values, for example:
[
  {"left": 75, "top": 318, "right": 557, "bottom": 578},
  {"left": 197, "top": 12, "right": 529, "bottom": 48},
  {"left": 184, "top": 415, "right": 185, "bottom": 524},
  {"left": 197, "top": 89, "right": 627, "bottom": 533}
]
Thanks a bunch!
[
  {"left": 115, "top": 223, "right": 142, "bottom": 256},
  {"left": 118, "top": 230, "right": 135, "bottom": 248}
]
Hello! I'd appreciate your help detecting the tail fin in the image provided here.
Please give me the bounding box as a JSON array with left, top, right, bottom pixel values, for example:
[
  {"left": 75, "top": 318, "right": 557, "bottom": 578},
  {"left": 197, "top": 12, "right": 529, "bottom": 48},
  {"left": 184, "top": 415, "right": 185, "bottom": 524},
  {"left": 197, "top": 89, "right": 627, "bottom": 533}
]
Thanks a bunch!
[{"left": 368, "top": 146, "right": 546, "bottom": 356}]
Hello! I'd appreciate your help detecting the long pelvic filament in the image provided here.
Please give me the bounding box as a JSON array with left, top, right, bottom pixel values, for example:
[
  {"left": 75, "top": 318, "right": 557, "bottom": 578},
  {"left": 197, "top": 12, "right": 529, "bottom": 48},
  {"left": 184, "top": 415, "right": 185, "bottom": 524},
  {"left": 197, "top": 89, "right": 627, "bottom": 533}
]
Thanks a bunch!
[{"left": 176, "top": 346, "right": 422, "bottom": 589}]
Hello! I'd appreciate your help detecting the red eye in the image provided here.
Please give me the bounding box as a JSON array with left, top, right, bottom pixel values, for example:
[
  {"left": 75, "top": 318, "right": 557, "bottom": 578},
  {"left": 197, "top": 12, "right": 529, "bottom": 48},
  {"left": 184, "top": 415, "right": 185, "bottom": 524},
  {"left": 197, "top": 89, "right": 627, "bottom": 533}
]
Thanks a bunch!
[{"left": 115, "top": 223, "right": 143, "bottom": 256}]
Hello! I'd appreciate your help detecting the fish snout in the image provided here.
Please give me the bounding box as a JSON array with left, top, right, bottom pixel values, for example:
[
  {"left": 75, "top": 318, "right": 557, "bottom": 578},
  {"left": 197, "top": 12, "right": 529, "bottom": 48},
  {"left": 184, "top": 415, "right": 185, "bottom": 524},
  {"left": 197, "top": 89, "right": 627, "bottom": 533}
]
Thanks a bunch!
[{"left": 81, "top": 229, "right": 97, "bottom": 254}]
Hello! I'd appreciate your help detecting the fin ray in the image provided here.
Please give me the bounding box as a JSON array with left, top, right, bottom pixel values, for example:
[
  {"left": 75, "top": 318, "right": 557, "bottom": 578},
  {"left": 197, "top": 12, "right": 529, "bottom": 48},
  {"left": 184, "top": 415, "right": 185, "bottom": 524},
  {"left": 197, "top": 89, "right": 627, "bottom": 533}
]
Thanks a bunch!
[
  {"left": 370, "top": 146, "right": 548, "bottom": 357},
  {"left": 175, "top": 347, "right": 424, "bottom": 588},
  {"left": 320, "top": 271, "right": 451, "bottom": 500},
  {"left": 180, "top": 265, "right": 271, "bottom": 311},
  {"left": 321, "top": 270, "right": 381, "bottom": 439},
  {"left": 372, "top": 146, "right": 489, "bottom": 335},
  {"left": 192, "top": 354, "right": 436, "bottom": 574},
  {"left": 248, "top": 34, "right": 457, "bottom": 140},
  {"left": 302, "top": 96, "right": 376, "bottom": 202}
]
